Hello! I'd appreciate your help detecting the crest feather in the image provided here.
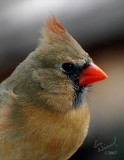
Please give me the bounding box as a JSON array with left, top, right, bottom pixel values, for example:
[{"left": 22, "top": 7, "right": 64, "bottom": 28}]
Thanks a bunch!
[{"left": 46, "top": 15, "right": 66, "bottom": 34}]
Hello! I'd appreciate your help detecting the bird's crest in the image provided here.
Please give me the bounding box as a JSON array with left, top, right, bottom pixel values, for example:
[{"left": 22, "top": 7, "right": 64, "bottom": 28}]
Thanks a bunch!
[
  {"left": 46, "top": 15, "right": 66, "bottom": 34},
  {"left": 41, "top": 15, "right": 73, "bottom": 45},
  {"left": 41, "top": 14, "right": 71, "bottom": 43}
]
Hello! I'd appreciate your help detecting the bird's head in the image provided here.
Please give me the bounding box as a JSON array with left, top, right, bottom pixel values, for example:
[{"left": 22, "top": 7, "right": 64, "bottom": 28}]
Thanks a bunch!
[{"left": 30, "top": 15, "right": 107, "bottom": 111}]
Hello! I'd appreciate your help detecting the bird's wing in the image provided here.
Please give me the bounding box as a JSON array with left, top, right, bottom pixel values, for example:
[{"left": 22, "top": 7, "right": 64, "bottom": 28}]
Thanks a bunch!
[{"left": 0, "top": 87, "right": 17, "bottom": 131}]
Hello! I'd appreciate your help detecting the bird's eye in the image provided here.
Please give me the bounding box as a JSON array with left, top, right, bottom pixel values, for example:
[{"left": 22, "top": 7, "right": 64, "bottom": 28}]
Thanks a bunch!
[{"left": 61, "top": 62, "right": 75, "bottom": 73}]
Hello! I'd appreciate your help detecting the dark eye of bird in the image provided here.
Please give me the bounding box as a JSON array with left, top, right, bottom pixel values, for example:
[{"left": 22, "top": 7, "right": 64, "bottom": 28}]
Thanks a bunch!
[{"left": 61, "top": 62, "right": 75, "bottom": 73}]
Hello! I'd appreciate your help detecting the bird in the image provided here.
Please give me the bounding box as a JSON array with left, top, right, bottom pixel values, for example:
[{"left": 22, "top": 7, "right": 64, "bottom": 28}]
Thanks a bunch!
[{"left": 0, "top": 15, "right": 107, "bottom": 160}]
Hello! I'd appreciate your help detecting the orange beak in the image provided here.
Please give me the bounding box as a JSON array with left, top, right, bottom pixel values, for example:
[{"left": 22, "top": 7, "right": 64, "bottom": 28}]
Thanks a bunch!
[{"left": 78, "top": 63, "right": 108, "bottom": 86}]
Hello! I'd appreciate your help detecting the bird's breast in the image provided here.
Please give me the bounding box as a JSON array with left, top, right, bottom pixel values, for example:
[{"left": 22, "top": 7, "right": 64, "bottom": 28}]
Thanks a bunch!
[
  {"left": 0, "top": 102, "right": 90, "bottom": 160},
  {"left": 22, "top": 102, "right": 90, "bottom": 159}
]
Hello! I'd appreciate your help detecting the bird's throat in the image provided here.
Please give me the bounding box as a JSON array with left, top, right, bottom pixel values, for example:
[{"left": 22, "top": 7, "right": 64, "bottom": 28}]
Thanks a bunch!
[{"left": 73, "top": 82, "right": 88, "bottom": 107}]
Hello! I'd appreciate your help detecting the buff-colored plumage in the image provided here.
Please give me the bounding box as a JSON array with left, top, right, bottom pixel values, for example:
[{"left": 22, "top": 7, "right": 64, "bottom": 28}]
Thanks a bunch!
[{"left": 0, "top": 15, "right": 90, "bottom": 160}]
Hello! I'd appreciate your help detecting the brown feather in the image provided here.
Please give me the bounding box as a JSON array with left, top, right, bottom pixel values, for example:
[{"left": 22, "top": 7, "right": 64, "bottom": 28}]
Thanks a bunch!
[{"left": 0, "top": 100, "right": 90, "bottom": 160}]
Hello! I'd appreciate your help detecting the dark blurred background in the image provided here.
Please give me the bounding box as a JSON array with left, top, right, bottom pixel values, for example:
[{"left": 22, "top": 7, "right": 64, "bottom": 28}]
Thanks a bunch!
[{"left": 0, "top": 0, "right": 124, "bottom": 159}]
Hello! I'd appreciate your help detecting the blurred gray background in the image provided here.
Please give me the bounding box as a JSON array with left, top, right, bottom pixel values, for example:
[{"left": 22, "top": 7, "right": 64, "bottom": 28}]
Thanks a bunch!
[{"left": 0, "top": 0, "right": 124, "bottom": 159}]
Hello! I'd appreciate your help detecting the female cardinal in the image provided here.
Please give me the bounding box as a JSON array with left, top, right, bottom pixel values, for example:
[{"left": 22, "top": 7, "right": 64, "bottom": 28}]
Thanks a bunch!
[{"left": 0, "top": 15, "right": 107, "bottom": 160}]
